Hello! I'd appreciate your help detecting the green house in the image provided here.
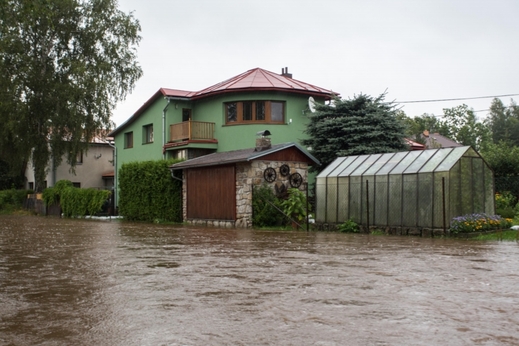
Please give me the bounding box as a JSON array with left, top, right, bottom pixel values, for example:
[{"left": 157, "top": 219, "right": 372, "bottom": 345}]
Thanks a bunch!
[{"left": 109, "top": 67, "right": 336, "bottom": 206}]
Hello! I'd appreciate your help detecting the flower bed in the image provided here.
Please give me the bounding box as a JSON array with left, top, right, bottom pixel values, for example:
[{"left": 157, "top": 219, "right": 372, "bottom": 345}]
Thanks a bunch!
[{"left": 450, "top": 213, "right": 512, "bottom": 234}]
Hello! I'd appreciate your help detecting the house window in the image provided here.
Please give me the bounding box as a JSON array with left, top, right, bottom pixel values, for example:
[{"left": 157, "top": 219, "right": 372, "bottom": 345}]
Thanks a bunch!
[
  {"left": 143, "top": 124, "right": 153, "bottom": 144},
  {"left": 28, "top": 182, "right": 34, "bottom": 190},
  {"left": 124, "top": 131, "right": 133, "bottom": 148},
  {"left": 72, "top": 182, "right": 81, "bottom": 188},
  {"left": 76, "top": 151, "right": 83, "bottom": 164},
  {"left": 225, "top": 100, "right": 284, "bottom": 124}
]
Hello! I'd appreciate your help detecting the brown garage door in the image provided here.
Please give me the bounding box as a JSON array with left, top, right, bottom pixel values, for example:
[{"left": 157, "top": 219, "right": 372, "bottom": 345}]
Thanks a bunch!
[{"left": 186, "top": 165, "right": 236, "bottom": 220}]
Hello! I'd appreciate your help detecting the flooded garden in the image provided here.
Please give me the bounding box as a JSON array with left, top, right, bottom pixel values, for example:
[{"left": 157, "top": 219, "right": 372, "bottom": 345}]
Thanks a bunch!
[{"left": 1, "top": 215, "right": 518, "bottom": 345}]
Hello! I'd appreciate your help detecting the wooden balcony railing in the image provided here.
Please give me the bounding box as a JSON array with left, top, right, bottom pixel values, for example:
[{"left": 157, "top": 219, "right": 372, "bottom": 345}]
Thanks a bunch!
[{"left": 169, "top": 121, "right": 215, "bottom": 142}]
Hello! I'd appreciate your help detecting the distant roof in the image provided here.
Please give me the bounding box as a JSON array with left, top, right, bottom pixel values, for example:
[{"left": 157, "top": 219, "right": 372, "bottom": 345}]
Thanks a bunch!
[
  {"left": 109, "top": 67, "right": 337, "bottom": 136},
  {"left": 423, "top": 130, "right": 462, "bottom": 149},
  {"left": 170, "top": 142, "right": 320, "bottom": 170}
]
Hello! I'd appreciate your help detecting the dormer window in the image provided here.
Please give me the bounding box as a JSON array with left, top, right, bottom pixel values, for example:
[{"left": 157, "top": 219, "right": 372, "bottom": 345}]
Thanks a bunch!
[{"left": 226, "top": 101, "right": 284, "bottom": 124}]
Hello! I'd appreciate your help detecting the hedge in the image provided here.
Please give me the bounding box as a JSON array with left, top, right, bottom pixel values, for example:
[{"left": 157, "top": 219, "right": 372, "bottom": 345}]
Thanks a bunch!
[{"left": 118, "top": 159, "right": 183, "bottom": 222}]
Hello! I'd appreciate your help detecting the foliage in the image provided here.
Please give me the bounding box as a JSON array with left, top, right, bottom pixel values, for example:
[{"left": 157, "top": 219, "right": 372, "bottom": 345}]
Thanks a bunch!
[
  {"left": 252, "top": 183, "right": 285, "bottom": 227},
  {"left": 473, "top": 230, "right": 519, "bottom": 241},
  {"left": 450, "top": 213, "right": 511, "bottom": 234},
  {"left": 0, "top": 159, "right": 25, "bottom": 190},
  {"left": 481, "top": 141, "right": 519, "bottom": 176},
  {"left": 440, "top": 104, "right": 490, "bottom": 151},
  {"left": 302, "top": 93, "right": 408, "bottom": 174},
  {"left": 485, "top": 98, "right": 519, "bottom": 146},
  {"left": 60, "top": 187, "right": 110, "bottom": 217},
  {"left": 397, "top": 111, "right": 449, "bottom": 144},
  {"left": 42, "top": 179, "right": 73, "bottom": 206},
  {"left": 0, "top": 189, "right": 32, "bottom": 211},
  {"left": 280, "top": 188, "right": 309, "bottom": 222},
  {"left": 494, "top": 192, "right": 518, "bottom": 219},
  {"left": 0, "top": 0, "right": 143, "bottom": 192},
  {"left": 118, "top": 159, "right": 183, "bottom": 222},
  {"left": 337, "top": 219, "right": 359, "bottom": 233}
]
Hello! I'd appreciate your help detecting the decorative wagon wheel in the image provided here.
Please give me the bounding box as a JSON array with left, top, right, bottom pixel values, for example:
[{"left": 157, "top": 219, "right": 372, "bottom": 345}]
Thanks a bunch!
[
  {"left": 289, "top": 172, "right": 303, "bottom": 188},
  {"left": 263, "top": 167, "right": 277, "bottom": 183},
  {"left": 279, "top": 164, "right": 290, "bottom": 177}
]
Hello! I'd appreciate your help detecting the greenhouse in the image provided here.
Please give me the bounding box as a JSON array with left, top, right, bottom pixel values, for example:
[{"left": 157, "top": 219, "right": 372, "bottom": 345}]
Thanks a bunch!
[{"left": 315, "top": 147, "right": 495, "bottom": 230}]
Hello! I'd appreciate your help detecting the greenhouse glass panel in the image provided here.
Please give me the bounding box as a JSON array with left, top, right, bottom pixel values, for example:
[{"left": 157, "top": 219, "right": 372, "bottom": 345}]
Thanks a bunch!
[
  {"left": 388, "top": 175, "right": 402, "bottom": 226},
  {"left": 433, "top": 172, "right": 448, "bottom": 228},
  {"left": 472, "top": 159, "right": 484, "bottom": 212},
  {"left": 318, "top": 157, "right": 347, "bottom": 178},
  {"left": 404, "top": 149, "right": 438, "bottom": 174},
  {"left": 417, "top": 173, "right": 433, "bottom": 227},
  {"left": 460, "top": 157, "right": 473, "bottom": 215},
  {"left": 435, "top": 147, "right": 469, "bottom": 172},
  {"left": 349, "top": 176, "right": 362, "bottom": 223},
  {"left": 363, "top": 153, "right": 394, "bottom": 176},
  {"left": 449, "top": 161, "right": 462, "bottom": 218},
  {"left": 315, "top": 177, "right": 327, "bottom": 222},
  {"left": 402, "top": 174, "right": 418, "bottom": 226},
  {"left": 420, "top": 148, "right": 454, "bottom": 173},
  {"left": 326, "top": 177, "right": 338, "bottom": 222},
  {"left": 337, "top": 177, "right": 350, "bottom": 222},
  {"left": 338, "top": 155, "right": 370, "bottom": 177},
  {"left": 390, "top": 150, "right": 422, "bottom": 174},
  {"left": 374, "top": 176, "right": 389, "bottom": 225},
  {"left": 333, "top": 156, "right": 358, "bottom": 176},
  {"left": 376, "top": 151, "right": 410, "bottom": 175},
  {"left": 351, "top": 154, "right": 382, "bottom": 176}
]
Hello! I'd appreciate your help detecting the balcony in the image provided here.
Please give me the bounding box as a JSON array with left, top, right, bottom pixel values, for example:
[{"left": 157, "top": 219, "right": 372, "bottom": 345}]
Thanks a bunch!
[{"left": 169, "top": 121, "right": 215, "bottom": 142}]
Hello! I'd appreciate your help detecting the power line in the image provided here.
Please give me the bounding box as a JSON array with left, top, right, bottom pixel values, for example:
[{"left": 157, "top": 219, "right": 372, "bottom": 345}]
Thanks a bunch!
[{"left": 398, "top": 93, "right": 519, "bottom": 104}]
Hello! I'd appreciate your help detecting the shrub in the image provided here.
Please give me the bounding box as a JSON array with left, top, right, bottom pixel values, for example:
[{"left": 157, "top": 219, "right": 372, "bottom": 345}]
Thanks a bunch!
[
  {"left": 252, "top": 183, "right": 285, "bottom": 227},
  {"left": 338, "top": 219, "right": 359, "bottom": 233},
  {"left": 0, "top": 189, "right": 32, "bottom": 211},
  {"left": 60, "top": 187, "right": 111, "bottom": 217},
  {"left": 450, "top": 213, "right": 512, "bottom": 234},
  {"left": 118, "top": 159, "right": 183, "bottom": 222},
  {"left": 281, "top": 188, "right": 309, "bottom": 223},
  {"left": 495, "top": 192, "right": 518, "bottom": 218}
]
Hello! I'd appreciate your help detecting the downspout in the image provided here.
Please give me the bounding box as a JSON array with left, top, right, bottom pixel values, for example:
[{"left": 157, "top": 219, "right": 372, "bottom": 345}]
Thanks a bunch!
[
  {"left": 107, "top": 140, "right": 117, "bottom": 209},
  {"left": 162, "top": 98, "right": 170, "bottom": 160}
]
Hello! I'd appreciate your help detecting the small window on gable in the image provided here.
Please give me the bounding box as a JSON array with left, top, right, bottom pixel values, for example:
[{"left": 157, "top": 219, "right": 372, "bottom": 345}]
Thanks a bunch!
[
  {"left": 125, "top": 131, "right": 133, "bottom": 149},
  {"left": 143, "top": 124, "right": 153, "bottom": 144}
]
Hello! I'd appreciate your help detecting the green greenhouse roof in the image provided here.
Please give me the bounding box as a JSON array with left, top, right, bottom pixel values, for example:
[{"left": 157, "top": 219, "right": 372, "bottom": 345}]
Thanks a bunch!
[{"left": 317, "top": 147, "right": 476, "bottom": 178}]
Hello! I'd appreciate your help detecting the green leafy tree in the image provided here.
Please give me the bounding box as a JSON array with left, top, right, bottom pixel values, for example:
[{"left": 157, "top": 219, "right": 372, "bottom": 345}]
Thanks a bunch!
[
  {"left": 0, "top": 0, "right": 142, "bottom": 192},
  {"left": 440, "top": 104, "right": 490, "bottom": 151},
  {"left": 397, "top": 112, "right": 449, "bottom": 144},
  {"left": 485, "top": 98, "right": 519, "bottom": 146},
  {"left": 303, "top": 93, "right": 408, "bottom": 173}
]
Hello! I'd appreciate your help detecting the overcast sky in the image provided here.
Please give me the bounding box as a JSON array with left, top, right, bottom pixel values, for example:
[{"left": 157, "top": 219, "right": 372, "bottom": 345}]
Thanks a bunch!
[{"left": 113, "top": 0, "right": 519, "bottom": 127}]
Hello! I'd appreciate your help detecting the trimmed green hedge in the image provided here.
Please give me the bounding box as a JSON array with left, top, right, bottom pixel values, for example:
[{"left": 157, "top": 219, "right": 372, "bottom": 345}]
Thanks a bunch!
[{"left": 118, "top": 159, "right": 183, "bottom": 222}]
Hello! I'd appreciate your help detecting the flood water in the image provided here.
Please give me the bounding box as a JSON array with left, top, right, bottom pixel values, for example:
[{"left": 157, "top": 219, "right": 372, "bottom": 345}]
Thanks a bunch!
[{"left": 1, "top": 215, "right": 519, "bottom": 346}]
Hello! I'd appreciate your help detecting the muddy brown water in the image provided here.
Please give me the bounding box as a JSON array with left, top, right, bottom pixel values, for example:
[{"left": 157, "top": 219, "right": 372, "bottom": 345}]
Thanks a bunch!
[{"left": 1, "top": 215, "right": 519, "bottom": 346}]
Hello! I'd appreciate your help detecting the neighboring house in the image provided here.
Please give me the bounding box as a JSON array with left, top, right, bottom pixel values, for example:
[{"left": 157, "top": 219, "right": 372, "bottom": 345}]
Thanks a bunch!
[
  {"left": 422, "top": 130, "right": 462, "bottom": 149},
  {"left": 108, "top": 67, "right": 337, "bottom": 206},
  {"left": 25, "top": 135, "right": 115, "bottom": 190},
  {"left": 169, "top": 134, "right": 319, "bottom": 228}
]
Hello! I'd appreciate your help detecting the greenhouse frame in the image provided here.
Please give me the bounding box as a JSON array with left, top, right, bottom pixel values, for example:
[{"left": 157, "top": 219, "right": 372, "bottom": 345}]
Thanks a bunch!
[{"left": 316, "top": 147, "right": 495, "bottom": 230}]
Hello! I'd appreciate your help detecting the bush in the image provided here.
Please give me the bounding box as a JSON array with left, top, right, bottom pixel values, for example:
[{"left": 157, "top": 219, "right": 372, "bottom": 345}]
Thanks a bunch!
[
  {"left": 118, "top": 159, "right": 183, "bottom": 222},
  {"left": 280, "top": 188, "right": 309, "bottom": 223},
  {"left": 338, "top": 219, "right": 359, "bottom": 233},
  {"left": 252, "top": 183, "right": 285, "bottom": 227},
  {"left": 0, "top": 189, "right": 32, "bottom": 211},
  {"left": 60, "top": 187, "right": 110, "bottom": 217}
]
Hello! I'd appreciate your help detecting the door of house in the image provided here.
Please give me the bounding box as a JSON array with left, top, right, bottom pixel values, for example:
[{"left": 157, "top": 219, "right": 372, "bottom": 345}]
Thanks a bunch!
[{"left": 182, "top": 109, "right": 191, "bottom": 122}]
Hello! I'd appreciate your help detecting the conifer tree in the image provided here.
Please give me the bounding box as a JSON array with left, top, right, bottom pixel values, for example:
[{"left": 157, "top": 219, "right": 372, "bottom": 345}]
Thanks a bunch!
[{"left": 302, "top": 93, "right": 408, "bottom": 173}]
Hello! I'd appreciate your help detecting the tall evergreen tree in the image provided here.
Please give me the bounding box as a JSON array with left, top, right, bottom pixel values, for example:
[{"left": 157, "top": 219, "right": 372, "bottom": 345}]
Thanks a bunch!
[
  {"left": 302, "top": 93, "right": 408, "bottom": 173},
  {"left": 0, "top": 0, "right": 142, "bottom": 191},
  {"left": 486, "top": 98, "right": 519, "bottom": 146}
]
